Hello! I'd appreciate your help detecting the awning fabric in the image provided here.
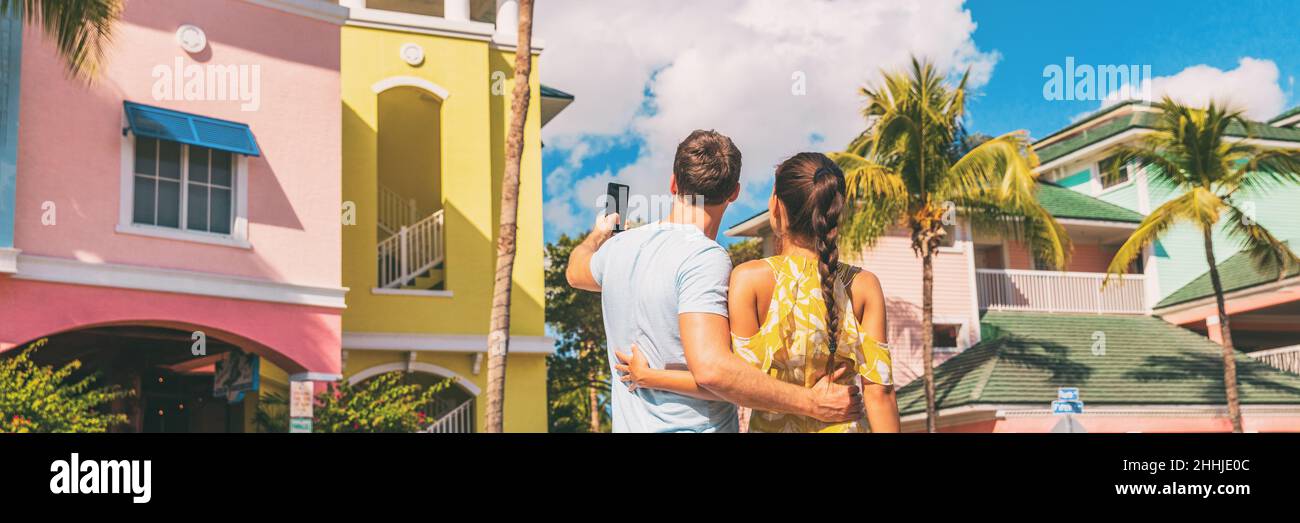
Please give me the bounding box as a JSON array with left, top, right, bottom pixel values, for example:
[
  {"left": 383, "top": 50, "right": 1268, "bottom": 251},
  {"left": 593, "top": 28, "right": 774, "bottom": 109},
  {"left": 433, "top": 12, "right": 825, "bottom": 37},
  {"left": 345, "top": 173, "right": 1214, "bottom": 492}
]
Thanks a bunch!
[{"left": 124, "top": 101, "right": 261, "bottom": 157}]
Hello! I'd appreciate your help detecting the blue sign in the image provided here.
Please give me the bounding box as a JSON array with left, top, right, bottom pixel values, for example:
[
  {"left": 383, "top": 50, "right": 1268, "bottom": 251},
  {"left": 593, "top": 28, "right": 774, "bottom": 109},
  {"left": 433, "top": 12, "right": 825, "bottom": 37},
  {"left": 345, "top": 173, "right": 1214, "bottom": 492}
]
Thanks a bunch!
[
  {"left": 1052, "top": 400, "right": 1084, "bottom": 415},
  {"left": 1057, "top": 387, "right": 1079, "bottom": 401}
]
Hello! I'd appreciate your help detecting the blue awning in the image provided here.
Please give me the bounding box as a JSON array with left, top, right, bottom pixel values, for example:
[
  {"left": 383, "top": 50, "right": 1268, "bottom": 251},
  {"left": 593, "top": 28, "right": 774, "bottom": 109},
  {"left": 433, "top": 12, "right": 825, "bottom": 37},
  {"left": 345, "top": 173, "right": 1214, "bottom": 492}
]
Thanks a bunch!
[{"left": 123, "top": 101, "right": 261, "bottom": 157}]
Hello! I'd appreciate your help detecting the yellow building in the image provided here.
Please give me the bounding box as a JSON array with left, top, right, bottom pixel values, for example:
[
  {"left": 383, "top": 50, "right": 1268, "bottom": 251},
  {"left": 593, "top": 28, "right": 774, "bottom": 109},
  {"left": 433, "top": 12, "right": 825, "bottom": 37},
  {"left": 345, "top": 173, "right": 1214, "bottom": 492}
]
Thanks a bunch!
[{"left": 336, "top": 0, "right": 572, "bottom": 432}]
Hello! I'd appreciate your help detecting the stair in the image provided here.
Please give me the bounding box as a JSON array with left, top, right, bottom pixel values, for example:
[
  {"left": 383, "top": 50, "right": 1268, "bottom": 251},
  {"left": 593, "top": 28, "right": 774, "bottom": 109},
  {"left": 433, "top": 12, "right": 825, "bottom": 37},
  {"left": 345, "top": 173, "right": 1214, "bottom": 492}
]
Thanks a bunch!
[{"left": 401, "top": 267, "right": 445, "bottom": 291}]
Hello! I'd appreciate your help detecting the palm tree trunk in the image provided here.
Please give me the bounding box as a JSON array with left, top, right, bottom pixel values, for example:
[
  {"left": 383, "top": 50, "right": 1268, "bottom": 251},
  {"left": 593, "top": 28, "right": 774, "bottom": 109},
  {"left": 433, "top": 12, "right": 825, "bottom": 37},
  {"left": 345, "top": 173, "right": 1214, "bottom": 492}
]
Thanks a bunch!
[
  {"left": 1202, "top": 228, "right": 1243, "bottom": 433},
  {"left": 484, "top": 0, "right": 534, "bottom": 433},
  {"left": 587, "top": 370, "right": 601, "bottom": 433},
  {"left": 922, "top": 248, "right": 937, "bottom": 433}
]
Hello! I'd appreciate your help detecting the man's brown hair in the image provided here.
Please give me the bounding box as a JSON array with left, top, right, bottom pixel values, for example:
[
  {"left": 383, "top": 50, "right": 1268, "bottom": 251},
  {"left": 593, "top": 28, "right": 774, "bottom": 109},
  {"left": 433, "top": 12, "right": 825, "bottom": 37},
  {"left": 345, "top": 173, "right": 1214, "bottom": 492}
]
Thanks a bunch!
[{"left": 672, "top": 130, "right": 742, "bottom": 205}]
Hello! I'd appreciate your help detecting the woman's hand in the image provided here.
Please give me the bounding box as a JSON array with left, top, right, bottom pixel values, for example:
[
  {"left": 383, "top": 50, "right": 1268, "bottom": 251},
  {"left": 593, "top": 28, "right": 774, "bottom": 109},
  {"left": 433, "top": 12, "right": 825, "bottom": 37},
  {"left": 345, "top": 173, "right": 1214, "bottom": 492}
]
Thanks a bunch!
[{"left": 614, "top": 344, "right": 651, "bottom": 392}]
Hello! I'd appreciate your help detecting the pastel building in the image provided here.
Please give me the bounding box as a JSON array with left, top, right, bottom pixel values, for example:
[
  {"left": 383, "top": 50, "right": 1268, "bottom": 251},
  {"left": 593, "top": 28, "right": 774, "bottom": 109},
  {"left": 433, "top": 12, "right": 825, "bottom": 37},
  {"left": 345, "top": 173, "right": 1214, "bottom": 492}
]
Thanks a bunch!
[
  {"left": 0, "top": 0, "right": 350, "bottom": 431},
  {"left": 336, "top": 0, "right": 572, "bottom": 432}
]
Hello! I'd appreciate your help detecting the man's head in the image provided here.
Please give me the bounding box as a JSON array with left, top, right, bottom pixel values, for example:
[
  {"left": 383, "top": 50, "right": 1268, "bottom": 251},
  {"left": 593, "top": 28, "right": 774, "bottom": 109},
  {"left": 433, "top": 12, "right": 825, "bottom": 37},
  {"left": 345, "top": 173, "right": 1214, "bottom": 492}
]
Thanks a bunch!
[{"left": 671, "top": 130, "right": 742, "bottom": 206}]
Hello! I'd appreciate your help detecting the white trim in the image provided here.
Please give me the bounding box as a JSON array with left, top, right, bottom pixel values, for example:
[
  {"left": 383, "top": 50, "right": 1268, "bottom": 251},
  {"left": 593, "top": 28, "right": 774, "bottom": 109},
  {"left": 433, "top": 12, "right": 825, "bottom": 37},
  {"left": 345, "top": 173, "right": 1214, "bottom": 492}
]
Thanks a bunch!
[
  {"left": 0, "top": 247, "right": 18, "bottom": 274},
  {"left": 241, "top": 0, "right": 350, "bottom": 25},
  {"left": 371, "top": 76, "right": 451, "bottom": 100},
  {"left": 346, "top": 361, "right": 481, "bottom": 395},
  {"left": 900, "top": 403, "right": 1300, "bottom": 430},
  {"left": 1054, "top": 217, "right": 1140, "bottom": 229},
  {"left": 962, "top": 221, "right": 982, "bottom": 349},
  {"left": 289, "top": 372, "right": 343, "bottom": 382},
  {"left": 340, "top": 0, "right": 547, "bottom": 51},
  {"left": 371, "top": 288, "right": 454, "bottom": 298},
  {"left": 725, "top": 211, "right": 771, "bottom": 238},
  {"left": 12, "top": 254, "right": 349, "bottom": 308},
  {"left": 1035, "top": 128, "right": 1147, "bottom": 173},
  {"left": 344, "top": 331, "right": 555, "bottom": 354},
  {"left": 1155, "top": 273, "right": 1300, "bottom": 315},
  {"left": 119, "top": 131, "right": 251, "bottom": 249},
  {"left": 1274, "top": 114, "right": 1300, "bottom": 128}
]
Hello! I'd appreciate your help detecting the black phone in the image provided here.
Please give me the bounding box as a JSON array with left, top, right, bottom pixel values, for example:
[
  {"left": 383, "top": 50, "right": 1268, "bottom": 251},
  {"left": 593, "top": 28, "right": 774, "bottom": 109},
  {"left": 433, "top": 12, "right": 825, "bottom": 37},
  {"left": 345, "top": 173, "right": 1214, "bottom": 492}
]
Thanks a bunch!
[{"left": 606, "top": 182, "right": 629, "bottom": 233}]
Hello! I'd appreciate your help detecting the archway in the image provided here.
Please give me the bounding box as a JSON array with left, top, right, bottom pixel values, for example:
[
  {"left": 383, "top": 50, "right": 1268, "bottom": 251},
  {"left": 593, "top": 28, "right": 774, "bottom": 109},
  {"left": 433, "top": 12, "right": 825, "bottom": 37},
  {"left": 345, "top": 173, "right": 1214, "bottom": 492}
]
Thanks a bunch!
[{"left": 348, "top": 361, "right": 477, "bottom": 431}]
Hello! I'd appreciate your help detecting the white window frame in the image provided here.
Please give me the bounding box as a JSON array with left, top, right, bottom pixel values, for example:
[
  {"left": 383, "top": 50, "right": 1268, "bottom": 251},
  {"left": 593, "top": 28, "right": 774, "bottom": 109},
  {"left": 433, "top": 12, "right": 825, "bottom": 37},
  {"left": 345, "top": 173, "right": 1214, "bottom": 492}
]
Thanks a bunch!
[
  {"left": 117, "top": 130, "right": 250, "bottom": 249},
  {"left": 931, "top": 317, "right": 971, "bottom": 354},
  {"left": 1093, "top": 154, "right": 1135, "bottom": 194}
]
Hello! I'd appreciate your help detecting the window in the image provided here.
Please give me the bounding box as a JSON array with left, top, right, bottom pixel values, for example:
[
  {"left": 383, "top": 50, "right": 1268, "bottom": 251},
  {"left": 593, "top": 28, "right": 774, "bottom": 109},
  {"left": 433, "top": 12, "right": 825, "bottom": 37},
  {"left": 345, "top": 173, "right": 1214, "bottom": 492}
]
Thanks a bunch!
[
  {"left": 1097, "top": 154, "right": 1132, "bottom": 190},
  {"left": 132, "top": 137, "right": 235, "bottom": 235},
  {"left": 933, "top": 324, "right": 962, "bottom": 351}
]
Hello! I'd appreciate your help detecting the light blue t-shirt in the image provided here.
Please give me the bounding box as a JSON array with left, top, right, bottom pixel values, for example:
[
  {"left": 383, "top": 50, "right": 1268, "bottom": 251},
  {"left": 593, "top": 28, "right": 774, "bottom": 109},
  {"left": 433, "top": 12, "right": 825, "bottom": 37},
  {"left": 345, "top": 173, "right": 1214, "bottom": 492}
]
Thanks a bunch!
[{"left": 590, "top": 221, "right": 739, "bottom": 433}]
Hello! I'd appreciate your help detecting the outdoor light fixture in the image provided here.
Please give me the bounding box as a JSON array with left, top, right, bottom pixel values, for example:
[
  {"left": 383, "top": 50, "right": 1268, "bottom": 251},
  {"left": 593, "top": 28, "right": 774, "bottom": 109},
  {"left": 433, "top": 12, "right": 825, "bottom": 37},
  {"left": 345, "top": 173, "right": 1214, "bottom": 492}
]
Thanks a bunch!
[{"left": 176, "top": 24, "right": 208, "bottom": 54}]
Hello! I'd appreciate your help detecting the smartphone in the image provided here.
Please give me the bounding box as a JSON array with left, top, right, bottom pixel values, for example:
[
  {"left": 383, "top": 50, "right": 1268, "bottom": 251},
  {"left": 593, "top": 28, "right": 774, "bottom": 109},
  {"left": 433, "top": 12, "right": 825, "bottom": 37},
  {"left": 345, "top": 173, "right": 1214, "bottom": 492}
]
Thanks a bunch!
[{"left": 606, "top": 182, "right": 629, "bottom": 233}]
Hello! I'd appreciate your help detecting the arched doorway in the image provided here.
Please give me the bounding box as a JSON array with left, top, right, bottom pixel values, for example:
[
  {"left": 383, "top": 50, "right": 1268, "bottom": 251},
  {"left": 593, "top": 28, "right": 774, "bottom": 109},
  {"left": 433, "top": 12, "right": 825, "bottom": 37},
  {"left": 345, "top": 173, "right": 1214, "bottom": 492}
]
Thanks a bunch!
[
  {"left": 14, "top": 325, "right": 285, "bottom": 433},
  {"left": 375, "top": 79, "right": 447, "bottom": 291},
  {"left": 347, "top": 361, "right": 477, "bottom": 432}
]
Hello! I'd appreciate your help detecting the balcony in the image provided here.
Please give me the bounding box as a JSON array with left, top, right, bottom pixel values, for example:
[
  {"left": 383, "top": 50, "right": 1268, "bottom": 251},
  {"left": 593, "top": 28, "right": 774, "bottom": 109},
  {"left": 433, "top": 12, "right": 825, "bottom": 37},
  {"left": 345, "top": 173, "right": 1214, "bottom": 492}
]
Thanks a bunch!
[
  {"left": 977, "top": 269, "right": 1147, "bottom": 314},
  {"left": 1249, "top": 345, "right": 1300, "bottom": 375}
]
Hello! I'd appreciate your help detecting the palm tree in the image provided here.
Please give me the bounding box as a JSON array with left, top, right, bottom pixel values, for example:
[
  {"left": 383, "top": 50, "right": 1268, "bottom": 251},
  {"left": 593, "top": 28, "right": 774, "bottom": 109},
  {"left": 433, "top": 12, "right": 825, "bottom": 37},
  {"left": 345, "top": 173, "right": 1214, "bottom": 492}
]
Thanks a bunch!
[
  {"left": 1103, "top": 97, "right": 1300, "bottom": 433},
  {"left": 485, "top": 0, "right": 535, "bottom": 433},
  {"left": 831, "top": 58, "right": 1071, "bottom": 433},
  {"left": 1, "top": 0, "right": 123, "bottom": 81}
]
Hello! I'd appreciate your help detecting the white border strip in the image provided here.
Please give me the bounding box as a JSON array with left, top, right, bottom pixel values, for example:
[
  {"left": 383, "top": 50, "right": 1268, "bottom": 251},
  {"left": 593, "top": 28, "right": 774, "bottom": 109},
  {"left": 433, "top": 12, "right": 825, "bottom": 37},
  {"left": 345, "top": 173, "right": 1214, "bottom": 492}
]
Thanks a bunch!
[
  {"left": 344, "top": 331, "right": 555, "bottom": 354},
  {"left": 11, "top": 254, "right": 348, "bottom": 309},
  {"left": 241, "top": 0, "right": 350, "bottom": 25},
  {"left": 345, "top": 361, "right": 481, "bottom": 395}
]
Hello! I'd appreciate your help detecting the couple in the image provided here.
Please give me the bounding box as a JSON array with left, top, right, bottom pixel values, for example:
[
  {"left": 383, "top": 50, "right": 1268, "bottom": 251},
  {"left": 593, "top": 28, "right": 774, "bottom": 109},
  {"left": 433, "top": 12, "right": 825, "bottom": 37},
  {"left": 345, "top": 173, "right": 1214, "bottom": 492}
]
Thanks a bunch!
[{"left": 566, "top": 130, "right": 899, "bottom": 433}]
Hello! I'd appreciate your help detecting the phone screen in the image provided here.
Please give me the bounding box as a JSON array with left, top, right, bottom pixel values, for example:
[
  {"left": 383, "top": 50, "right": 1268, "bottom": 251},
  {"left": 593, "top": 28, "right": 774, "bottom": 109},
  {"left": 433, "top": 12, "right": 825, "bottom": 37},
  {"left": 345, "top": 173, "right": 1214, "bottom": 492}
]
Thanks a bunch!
[{"left": 606, "top": 182, "right": 629, "bottom": 233}]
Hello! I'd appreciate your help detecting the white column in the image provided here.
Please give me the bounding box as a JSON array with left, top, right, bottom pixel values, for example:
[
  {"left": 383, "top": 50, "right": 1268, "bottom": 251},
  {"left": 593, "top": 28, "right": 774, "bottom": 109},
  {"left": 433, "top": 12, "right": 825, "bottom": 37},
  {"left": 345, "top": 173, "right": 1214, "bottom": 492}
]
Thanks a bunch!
[
  {"left": 495, "top": 0, "right": 518, "bottom": 36},
  {"left": 445, "top": 0, "right": 470, "bottom": 21}
]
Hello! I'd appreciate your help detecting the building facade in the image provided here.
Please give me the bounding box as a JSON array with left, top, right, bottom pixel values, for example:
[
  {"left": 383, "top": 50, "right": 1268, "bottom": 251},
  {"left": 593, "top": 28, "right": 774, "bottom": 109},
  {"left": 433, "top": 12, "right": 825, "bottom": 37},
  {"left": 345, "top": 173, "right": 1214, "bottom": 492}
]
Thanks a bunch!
[
  {"left": 336, "top": 0, "right": 571, "bottom": 432},
  {"left": 0, "top": 0, "right": 350, "bottom": 431}
]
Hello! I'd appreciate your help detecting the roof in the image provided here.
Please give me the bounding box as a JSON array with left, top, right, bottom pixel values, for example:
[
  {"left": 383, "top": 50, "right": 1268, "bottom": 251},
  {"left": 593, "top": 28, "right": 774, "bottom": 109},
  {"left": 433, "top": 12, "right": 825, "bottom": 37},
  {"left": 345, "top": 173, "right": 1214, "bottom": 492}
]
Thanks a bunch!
[
  {"left": 539, "top": 84, "right": 574, "bottom": 128},
  {"left": 1035, "top": 182, "right": 1143, "bottom": 223},
  {"left": 1156, "top": 250, "right": 1300, "bottom": 309},
  {"left": 540, "top": 84, "right": 574, "bottom": 100},
  {"left": 1269, "top": 106, "right": 1300, "bottom": 125},
  {"left": 1035, "top": 103, "right": 1300, "bottom": 165},
  {"left": 895, "top": 311, "right": 1300, "bottom": 415},
  {"left": 723, "top": 181, "right": 1140, "bottom": 238}
]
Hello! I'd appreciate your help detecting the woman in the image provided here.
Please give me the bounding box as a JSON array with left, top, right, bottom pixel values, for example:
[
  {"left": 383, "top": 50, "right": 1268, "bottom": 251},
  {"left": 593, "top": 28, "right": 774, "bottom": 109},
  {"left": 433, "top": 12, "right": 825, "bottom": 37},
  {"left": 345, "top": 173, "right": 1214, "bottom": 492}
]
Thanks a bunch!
[{"left": 616, "top": 152, "right": 899, "bottom": 432}]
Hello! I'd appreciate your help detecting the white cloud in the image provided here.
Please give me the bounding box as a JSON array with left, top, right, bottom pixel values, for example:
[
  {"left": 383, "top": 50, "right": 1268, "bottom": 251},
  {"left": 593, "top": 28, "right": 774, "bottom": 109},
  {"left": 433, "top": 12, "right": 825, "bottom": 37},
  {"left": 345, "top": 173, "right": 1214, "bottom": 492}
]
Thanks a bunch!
[
  {"left": 536, "top": 0, "right": 998, "bottom": 234},
  {"left": 1102, "top": 57, "right": 1288, "bottom": 120}
]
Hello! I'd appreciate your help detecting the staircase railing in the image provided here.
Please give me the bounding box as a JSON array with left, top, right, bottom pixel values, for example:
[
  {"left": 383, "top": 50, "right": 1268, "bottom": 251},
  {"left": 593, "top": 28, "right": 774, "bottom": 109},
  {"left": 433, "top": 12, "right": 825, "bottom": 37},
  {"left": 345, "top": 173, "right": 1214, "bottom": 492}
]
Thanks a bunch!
[
  {"left": 378, "top": 184, "right": 417, "bottom": 237},
  {"left": 378, "top": 209, "right": 445, "bottom": 289},
  {"left": 421, "top": 400, "right": 474, "bottom": 433}
]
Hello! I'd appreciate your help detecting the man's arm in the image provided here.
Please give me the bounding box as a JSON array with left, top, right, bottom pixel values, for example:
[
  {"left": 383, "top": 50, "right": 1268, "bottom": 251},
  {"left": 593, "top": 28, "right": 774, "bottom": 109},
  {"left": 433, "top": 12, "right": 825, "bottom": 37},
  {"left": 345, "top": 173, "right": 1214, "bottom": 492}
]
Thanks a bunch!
[
  {"left": 565, "top": 213, "right": 619, "bottom": 292},
  {"left": 680, "top": 312, "right": 861, "bottom": 422}
]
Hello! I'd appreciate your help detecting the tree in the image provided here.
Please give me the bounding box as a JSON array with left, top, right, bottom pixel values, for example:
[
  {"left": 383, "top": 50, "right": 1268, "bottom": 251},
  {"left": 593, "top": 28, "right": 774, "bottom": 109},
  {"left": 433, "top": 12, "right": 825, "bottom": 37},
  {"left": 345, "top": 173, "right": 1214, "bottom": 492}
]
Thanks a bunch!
[
  {"left": 830, "top": 58, "right": 1071, "bottom": 432},
  {"left": 485, "top": 0, "right": 535, "bottom": 432},
  {"left": 545, "top": 235, "right": 610, "bottom": 432},
  {"left": 1103, "top": 97, "right": 1300, "bottom": 433},
  {"left": 726, "top": 237, "right": 764, "bottom": 266},
  {"left": 0, "top": 0, "right": 123, "bottom": 82},
  {"left": 255, "top": 372, "right": 454, "bottom": 433},
  {"left": 0, "top": 338, "right": 130, "bottom": 433}
]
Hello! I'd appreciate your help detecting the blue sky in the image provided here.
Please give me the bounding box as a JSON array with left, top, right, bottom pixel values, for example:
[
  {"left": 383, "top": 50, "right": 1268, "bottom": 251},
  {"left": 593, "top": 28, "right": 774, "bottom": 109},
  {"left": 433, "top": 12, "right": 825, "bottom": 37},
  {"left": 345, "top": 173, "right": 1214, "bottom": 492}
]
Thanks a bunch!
[{"left": 538, "top": 0, "right": 1300, "bottom": 246}]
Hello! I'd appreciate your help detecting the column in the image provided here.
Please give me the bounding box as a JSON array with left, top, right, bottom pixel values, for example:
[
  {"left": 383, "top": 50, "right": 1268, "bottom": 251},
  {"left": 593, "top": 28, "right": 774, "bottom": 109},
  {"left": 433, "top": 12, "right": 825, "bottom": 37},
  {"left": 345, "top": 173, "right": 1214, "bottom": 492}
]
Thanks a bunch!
[
  {"left": 445, "top": 0, "right": 470, "bottom": 21},
  {"left": 495, "top": 0, "right": 519, "bottom": 37},
  {"left": 0, "top": 8, "right": 22, "bottom": 274},
  {"left": 1205, "top": 314, "right": 1224, "bottom": 345}
]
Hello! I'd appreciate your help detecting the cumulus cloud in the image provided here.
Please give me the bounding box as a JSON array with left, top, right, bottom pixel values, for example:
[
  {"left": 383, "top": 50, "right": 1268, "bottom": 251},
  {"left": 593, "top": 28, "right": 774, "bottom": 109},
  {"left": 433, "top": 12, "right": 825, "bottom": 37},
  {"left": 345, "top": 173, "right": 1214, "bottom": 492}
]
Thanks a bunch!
[
  {"left": 1102, "top": 57, "right": 1288, "bottom": 120},
  {"left": 536, "top": 0, "right": 998, "bottom": 235}
]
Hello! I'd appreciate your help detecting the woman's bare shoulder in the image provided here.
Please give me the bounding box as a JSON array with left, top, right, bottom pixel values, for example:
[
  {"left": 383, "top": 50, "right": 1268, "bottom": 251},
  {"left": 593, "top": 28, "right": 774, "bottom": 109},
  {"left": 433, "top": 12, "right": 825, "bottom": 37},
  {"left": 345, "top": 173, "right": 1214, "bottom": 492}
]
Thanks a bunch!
[
  {"left": 849, "top": 267, "right": 885, "bottom": 305},
  {"left": 730, "top": 258, "right": 774, "bottom": 286}
]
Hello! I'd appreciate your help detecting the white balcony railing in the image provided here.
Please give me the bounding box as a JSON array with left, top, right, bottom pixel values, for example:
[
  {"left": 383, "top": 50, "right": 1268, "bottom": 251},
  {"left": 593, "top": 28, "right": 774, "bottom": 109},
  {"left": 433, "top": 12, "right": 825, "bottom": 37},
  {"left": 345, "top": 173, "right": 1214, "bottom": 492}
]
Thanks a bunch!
[
  {"left": 378, "top": 209, "right": 445, "bottom": 289},
  {"left": 1249, "top": 345, "right": 1300, "bottom": 375},
  {"left": 976, "top": 268, "right": 1147, "bottom": 314},
  {"left": 421, "top": 400, "right": 474, "bottom": 433}
]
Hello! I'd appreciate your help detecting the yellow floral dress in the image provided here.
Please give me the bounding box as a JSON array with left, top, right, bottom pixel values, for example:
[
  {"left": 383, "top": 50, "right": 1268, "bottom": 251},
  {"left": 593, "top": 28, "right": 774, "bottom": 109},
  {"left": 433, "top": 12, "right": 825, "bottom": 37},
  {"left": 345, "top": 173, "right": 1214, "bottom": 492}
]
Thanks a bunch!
[{"left": 733, "top": 255, "right": 892, "bottom": 433}]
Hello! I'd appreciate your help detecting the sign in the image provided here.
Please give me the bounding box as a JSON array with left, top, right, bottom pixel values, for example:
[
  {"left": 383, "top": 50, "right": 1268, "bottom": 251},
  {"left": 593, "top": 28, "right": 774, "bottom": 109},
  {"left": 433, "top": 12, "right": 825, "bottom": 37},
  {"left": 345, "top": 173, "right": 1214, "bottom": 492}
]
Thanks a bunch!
[
  {"left": 289, "top": 417, "right": 312, "bottom": 434},
  {"left": 290, "top": 380, "right": 314, "bottom": 419},
  {"left": 1052, "top": 400, "right": 1085, "bottom": 415},
  {"left": 213, "top": 352, "right": 259, "bottom": 403},
  {"left": 1057, "top": 387, "right": 1079, "bottom": 401}
]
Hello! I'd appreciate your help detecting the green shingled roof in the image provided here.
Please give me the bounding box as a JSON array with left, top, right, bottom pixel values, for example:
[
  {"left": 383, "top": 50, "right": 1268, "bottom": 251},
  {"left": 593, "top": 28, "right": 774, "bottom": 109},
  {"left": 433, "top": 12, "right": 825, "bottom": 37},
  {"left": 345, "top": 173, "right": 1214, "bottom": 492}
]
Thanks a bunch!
[
  {"left": 1155, "top": 250, "right": 1300, "bottom": 309},
  {"left": 1035, "top": 182, "right": 1144, "bottom": 223},
  {"left": 896, "top": 311, "right": 1300, "bottom": 415},
  {"left": 1035, "top": 102, "right": 1300, "bottom": 165},
  {"left": 1270, "top": 106, "right": 1300, "bottom": 125},
  {"left": 540, "top": 84, "right": 574, "bottom": 100}
]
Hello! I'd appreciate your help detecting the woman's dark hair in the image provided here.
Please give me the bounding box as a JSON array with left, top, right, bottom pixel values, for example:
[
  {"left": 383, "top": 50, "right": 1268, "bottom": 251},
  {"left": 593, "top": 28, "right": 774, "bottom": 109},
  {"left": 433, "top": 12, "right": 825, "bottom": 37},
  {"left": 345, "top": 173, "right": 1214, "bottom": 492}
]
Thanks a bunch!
[{"left": 774, "top": 152, "right": 847, "bottom": 354}]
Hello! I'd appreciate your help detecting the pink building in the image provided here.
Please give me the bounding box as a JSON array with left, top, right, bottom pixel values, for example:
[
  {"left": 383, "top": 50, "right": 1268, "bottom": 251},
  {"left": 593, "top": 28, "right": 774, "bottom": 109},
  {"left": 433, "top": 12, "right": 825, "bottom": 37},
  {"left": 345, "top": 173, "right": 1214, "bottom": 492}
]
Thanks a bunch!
[{"left": 0, "top": 0, "right": 349, "bottom": 431}]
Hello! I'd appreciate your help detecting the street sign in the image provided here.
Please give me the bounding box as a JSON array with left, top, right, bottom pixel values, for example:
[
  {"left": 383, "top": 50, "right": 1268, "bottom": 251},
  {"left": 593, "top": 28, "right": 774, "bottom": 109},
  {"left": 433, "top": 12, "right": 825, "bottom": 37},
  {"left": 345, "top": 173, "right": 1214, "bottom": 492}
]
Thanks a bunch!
[
  {"left": 290, "top": 380, "right": 314, "bottom": 419},
  {"left": 1052, "top": 400, "right": 1084, "bottom": 415},
  {"left": 289, "top": 417, "right": 312, "bottom": 434},
  {"left": 1057, "top": 387, "right": 1079, "bottom": 401}
]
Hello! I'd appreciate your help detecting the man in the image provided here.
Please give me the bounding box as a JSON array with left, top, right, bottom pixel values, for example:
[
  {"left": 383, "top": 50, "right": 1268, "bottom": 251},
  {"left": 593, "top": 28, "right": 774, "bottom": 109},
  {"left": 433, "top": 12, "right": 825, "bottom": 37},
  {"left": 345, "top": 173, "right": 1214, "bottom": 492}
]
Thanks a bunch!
[{"left": 566, "top": 130, "right": 862, "bottom": 432}]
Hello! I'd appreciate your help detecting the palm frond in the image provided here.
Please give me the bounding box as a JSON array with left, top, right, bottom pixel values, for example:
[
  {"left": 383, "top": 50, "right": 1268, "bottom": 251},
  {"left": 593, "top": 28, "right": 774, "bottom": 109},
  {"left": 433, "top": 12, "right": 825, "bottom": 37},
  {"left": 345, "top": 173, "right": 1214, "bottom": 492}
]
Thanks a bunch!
[
  {"left": 1223, "top": 205, "right": 1300, "bottom": 280},
  {"left": 1105, "top": 187, "right": 1224, "bottom": 283},
  {"left": 2, "top": 0, "right": 123, "bottom": 82}
]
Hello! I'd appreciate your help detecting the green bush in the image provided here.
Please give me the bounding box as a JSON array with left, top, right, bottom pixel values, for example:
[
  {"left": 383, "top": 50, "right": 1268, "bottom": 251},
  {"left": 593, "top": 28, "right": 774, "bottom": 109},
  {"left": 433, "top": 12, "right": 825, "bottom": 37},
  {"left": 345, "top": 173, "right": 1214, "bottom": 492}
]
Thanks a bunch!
[
  {"left": 256, "top": 372, "right": 453, "bottom": 433},
  {"left": 0, "top": 339, "right": 130, "bottom": 433}
]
